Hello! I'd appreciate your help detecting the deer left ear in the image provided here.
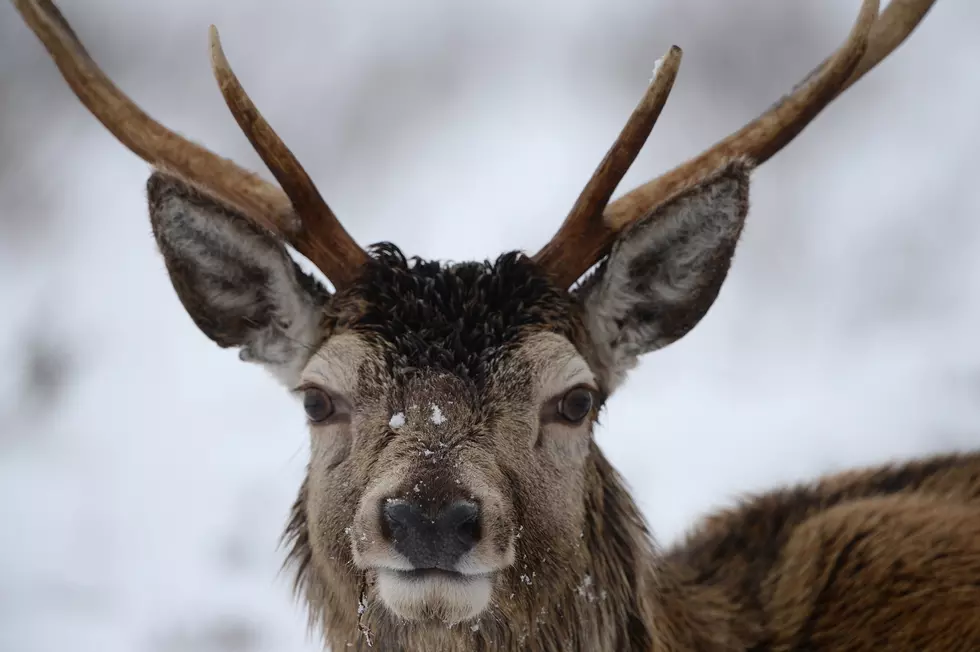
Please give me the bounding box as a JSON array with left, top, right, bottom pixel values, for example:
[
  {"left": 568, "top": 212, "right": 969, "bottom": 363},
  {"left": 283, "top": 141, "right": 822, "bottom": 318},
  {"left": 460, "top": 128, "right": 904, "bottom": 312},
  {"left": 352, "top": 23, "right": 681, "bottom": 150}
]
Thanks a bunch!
[
  {"left": 147, "top": 172, "right": 330, "bottom": 388},
  {"left": 576, "top": 160, "right": 750, "bottom": 392}
]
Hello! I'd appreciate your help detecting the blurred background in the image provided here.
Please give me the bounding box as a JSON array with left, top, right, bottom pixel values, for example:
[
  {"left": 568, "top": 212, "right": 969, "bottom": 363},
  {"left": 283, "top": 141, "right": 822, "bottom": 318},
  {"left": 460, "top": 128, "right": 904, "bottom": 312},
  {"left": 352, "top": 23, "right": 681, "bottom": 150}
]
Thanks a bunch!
[{"left": 2, "top": 0, "right": 979, "bottom": 650}]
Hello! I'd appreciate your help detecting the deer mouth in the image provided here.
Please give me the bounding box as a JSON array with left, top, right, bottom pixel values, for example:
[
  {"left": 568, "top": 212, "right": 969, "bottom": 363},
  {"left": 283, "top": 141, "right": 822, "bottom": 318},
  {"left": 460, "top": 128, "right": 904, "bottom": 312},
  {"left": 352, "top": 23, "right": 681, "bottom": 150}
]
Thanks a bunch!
[
  {"left": 391, "top": 568, "right": 491, "bottom": 582},
  {"left": 375, "top": 567, "right": 494, "bottom": 623}
]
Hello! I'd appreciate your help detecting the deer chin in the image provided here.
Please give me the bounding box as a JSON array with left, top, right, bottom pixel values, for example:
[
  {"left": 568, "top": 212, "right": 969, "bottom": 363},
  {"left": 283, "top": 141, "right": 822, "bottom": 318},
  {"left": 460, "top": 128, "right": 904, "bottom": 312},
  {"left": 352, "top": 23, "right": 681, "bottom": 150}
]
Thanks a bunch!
[{"left": 376, "top": 569, "right": 494, "bottom": 624}]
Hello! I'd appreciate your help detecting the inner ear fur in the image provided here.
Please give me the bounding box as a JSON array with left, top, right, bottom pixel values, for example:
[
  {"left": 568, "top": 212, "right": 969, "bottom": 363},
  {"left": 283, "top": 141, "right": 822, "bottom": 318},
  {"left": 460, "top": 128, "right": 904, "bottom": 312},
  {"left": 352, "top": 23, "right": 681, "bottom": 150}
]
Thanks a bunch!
[
  {"left": 576, "top": 160, "right": 751, "bottom": 392},
  {"left": 147, "top": 172, "right": 330, "bottom": 386}
]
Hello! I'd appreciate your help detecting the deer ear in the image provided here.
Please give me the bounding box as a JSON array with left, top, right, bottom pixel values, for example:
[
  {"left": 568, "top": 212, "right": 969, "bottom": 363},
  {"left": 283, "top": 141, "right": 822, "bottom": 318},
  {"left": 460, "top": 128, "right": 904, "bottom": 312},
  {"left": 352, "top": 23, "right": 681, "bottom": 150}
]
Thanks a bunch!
[
  {"left": 147, "top": 172, "right": 329, "bottom": 387},
  {"left": 576, "top": 161, "right": 750, "bottom": 393}
]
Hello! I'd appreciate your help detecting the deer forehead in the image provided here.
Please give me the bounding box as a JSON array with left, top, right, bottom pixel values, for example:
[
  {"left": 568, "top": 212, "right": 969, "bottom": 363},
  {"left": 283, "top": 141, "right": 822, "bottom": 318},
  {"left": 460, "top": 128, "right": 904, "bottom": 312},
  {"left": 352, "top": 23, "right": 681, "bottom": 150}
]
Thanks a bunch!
[
  {"left": 318, "top": 249, "right": 586, "bottom": 386},
  {"left": 302, "top": 331, "right": 592, "bottom": 407}
]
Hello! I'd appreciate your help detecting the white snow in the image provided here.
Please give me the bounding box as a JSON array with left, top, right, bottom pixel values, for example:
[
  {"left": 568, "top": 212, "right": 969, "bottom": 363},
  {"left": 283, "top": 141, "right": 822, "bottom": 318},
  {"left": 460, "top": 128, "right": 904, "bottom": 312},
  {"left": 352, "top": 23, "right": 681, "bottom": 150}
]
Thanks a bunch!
[
  {"left": 429, "top": 404, "right": 446, "bottom": 426},
  {"left": 649, "top": 55, "right": 664, "bottom": 83},
  {"left": 576, "top": 574, "right": 598, "bottom": 603},
  {"left": 389, "top": 412, "right": 406, "bottom": 428}
]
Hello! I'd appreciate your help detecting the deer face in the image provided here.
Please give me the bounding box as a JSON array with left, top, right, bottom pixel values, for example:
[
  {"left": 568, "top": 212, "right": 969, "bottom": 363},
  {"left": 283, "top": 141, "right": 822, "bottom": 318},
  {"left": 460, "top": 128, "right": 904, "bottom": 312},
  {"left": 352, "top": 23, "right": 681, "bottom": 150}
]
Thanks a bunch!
[
  {"left": 146, "top": 162, "right": 749, "bottom": 625},
  {"left": 298, "top": 249, "right": 598, "bottom": 623}
]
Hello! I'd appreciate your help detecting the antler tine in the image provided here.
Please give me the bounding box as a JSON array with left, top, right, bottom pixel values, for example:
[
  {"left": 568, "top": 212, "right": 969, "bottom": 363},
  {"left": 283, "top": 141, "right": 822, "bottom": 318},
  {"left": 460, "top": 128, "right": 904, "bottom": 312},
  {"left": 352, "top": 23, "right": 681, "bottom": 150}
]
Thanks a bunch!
[
  {"left": 776, "top": 0, "right": 937, "bottom": 111},
  {"left": 533, "top": 46, "right": 683, "bottom": 287},
  {"left": 209, "top": 27, "right": 369, "bottom": 288},
  {"left": 14, "top": 0, "right": 370, "bottom": 290},
  {"left": 12, "top": 0, "right": 295, "bottom": 239},
  {"left": 841, "top": 0, "right": 937, "bottom": 93},
  {"left": 535, "top": 0, "right": 890, "bottom": 287},
  {"left": 604, "top": 0, "right": 883, "bottom": 233},
  {"left": 599, "top": 0, "right": 936, "bottom": 263}
]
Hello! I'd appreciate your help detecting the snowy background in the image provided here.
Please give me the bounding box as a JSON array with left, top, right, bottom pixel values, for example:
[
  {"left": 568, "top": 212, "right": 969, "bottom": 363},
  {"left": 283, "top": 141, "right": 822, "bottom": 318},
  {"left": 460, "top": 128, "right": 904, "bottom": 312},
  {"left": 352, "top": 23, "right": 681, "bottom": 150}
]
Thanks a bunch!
[{"left": 2, "top": 0, "right": 979, "bottom": 650}]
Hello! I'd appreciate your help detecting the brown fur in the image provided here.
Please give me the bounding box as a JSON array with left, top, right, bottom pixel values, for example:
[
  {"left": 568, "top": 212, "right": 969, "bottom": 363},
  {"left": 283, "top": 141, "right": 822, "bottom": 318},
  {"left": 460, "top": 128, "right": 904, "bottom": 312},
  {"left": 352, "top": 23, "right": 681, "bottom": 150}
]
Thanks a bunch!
[
  {"left": 276, "top": 391, "right": 980, "bottom": 652},
  {"left": 288, "top": 432, "right": 980, "bottom": 651},
  {"left": 663, "top": 452, "right": 980, "bottom": 651},
  {"left": 14, "top": 1, "right": 963, "bottom": 646},
  {"left": 140, "top": 169, "right": 980, "bottom": 651}
]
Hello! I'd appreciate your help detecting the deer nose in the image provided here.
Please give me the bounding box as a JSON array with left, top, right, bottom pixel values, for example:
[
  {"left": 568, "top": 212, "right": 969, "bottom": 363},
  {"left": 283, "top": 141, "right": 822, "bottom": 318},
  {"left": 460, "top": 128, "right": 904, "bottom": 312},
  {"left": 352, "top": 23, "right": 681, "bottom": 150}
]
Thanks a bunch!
[{"left": 382, "top": 499, "right": 481, "bottom": 570}]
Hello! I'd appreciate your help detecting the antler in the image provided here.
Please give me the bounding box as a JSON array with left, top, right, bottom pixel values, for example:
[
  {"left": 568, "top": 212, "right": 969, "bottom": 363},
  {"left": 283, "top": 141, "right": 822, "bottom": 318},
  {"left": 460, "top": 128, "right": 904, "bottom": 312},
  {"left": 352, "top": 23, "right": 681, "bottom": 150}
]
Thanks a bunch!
[
  {"left": 15, "top": 0, "right": 936, "bottom": 291},
  {"left": 532, "top": 46, "right": 683, "bottom": 286},
  {"left": 535, "top": 0, "right": 937, "bottom": 288},
  {"left": 208, "top": 27, "right": 368, "bottom": 287},
  {"left": 12, "top": 0, "right": 368, "bottom": 289}
]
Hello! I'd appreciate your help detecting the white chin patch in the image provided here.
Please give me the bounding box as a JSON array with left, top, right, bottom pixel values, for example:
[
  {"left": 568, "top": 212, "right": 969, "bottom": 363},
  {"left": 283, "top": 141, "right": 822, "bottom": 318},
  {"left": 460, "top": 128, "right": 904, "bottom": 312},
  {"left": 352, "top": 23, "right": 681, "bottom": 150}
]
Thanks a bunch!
[{"left": 377, "top": 570, "right": 493, "bottom": 624}]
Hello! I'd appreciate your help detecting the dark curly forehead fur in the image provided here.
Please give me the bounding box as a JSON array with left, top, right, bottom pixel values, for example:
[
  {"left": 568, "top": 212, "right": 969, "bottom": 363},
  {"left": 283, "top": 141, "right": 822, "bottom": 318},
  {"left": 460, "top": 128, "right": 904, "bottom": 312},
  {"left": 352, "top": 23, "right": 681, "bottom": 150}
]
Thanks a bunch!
[{"left": 328, "top": 243, "right": 582, "bottom": 385}]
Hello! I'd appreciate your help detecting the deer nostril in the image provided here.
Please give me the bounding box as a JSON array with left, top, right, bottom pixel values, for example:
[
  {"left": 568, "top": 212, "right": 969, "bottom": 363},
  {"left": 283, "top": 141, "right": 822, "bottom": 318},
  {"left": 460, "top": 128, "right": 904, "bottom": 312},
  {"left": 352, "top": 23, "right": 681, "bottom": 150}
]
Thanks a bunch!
[
  {"left": 381, "top": 498, "right": 481, "bottom": 570},
  {"left": 382, "top": 500, "right": 421, "bottom": 542},
  {"left": 442, "top": 500, "right": 481, "bottom": 547}
]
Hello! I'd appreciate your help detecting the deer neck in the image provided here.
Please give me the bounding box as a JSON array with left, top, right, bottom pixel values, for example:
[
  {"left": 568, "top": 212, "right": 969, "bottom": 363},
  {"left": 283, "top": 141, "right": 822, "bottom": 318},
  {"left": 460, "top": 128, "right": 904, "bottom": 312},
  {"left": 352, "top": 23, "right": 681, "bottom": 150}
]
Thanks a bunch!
[{"left": 574, "top": 451, "right": 748, "bottom": 652}]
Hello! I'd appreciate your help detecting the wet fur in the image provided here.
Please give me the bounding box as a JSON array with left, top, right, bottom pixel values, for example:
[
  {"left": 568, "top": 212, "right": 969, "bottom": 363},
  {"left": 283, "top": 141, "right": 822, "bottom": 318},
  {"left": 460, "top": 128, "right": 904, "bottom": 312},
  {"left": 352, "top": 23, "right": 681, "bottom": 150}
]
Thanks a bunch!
[
  {"left": 660, "top": 451, "right": 980, "bottom": 651},
  {"left": 284, "top": 445, "right": 659, "bottom": 651},
  {"left": 144, "top": 164, "right": 980, "bottom": 651},
  {"left": 284, "top": 446, "right": 980, "bottom": 650}
]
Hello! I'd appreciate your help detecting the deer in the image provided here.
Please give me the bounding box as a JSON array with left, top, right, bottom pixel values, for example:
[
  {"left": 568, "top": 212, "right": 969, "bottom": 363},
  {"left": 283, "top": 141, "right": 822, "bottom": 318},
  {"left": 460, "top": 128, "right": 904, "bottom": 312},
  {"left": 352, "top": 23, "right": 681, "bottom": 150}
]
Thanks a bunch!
[{"left": 13, "top": 0, "right": 980, "bottom": 649}]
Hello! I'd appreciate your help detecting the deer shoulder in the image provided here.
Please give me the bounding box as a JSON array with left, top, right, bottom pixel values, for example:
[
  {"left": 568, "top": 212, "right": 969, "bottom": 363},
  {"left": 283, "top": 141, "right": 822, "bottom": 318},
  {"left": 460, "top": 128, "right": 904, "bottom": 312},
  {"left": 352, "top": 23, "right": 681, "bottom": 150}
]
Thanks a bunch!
[{"left": 664, "top": 452, "right": 980, "bottom": 650}]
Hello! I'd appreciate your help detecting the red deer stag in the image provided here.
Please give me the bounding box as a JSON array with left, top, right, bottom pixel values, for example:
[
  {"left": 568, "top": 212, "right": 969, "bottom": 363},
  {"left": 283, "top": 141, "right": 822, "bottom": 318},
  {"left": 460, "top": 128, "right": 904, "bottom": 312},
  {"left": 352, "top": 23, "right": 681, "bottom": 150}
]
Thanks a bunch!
[{"left": 14, "top": 0, "right": 977, "bottom": 650}]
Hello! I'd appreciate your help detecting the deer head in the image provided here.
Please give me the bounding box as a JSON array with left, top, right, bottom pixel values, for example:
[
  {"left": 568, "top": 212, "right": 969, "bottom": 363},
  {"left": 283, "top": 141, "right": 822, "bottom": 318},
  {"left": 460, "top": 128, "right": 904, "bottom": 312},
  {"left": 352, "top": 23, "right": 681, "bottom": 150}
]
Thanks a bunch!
[{"left": 14, "top": 0, "right": 935, "bottom": 646}]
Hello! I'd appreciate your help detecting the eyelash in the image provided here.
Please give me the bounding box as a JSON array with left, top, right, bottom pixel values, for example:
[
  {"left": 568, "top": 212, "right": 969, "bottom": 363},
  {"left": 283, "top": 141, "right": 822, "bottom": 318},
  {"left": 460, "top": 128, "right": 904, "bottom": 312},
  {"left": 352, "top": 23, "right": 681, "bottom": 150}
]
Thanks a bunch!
[
  {"left": 294, "top": 384, "right": 351, "bottom": 424},
  {"left": 541, "top": 384, "right": 601, "bottom": 425}
]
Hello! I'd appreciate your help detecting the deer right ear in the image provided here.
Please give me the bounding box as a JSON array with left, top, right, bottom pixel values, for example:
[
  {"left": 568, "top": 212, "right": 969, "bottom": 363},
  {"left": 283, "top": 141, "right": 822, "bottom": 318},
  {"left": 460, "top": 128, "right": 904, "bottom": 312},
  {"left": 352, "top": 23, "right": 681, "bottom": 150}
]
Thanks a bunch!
[
  {"left": 576, "top": 161, "right": 750, "bottom": 393},
  {"left": 147, "top": 172, "right": 329, "bottom": 387}
]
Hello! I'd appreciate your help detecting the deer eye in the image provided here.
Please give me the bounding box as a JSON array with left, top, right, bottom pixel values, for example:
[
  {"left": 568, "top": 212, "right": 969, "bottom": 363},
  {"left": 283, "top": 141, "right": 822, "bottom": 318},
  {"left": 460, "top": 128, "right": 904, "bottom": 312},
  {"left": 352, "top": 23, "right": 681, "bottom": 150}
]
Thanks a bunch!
[
  {"left": 303, "top": 387, "right": 335, "bottom": 423},
  {"left": 557, "top": 387, "right": 594, "bottom": 424}
]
